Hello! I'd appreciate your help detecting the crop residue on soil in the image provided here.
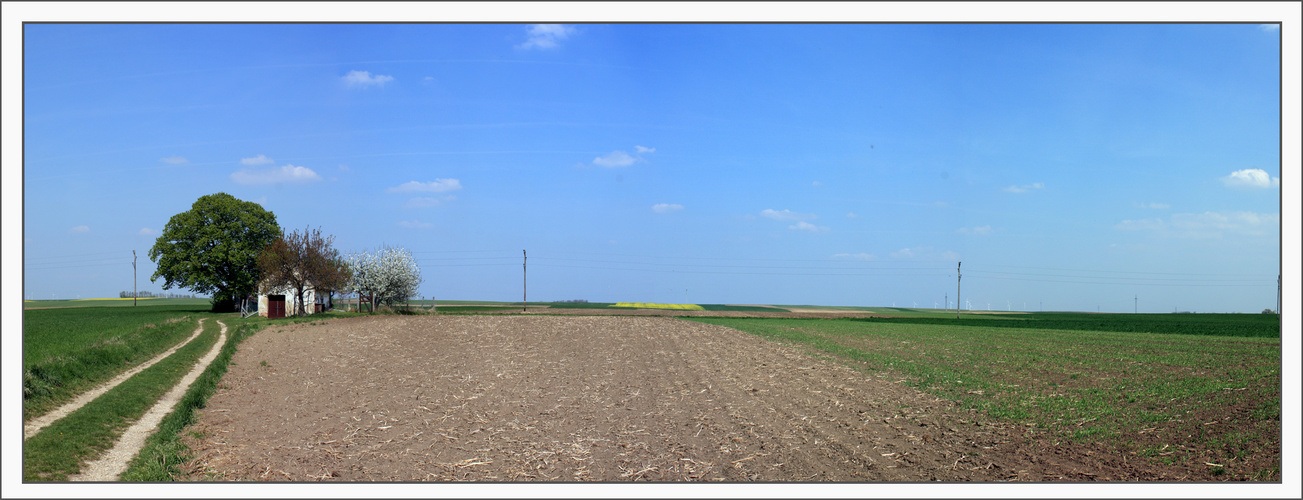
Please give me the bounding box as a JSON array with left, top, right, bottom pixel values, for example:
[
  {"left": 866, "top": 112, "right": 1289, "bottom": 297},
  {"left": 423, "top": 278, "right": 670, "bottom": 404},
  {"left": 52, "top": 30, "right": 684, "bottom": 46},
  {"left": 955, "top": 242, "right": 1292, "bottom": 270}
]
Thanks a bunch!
[{"left": 181, "top": 315, "right": 1167, "bottom": 481}]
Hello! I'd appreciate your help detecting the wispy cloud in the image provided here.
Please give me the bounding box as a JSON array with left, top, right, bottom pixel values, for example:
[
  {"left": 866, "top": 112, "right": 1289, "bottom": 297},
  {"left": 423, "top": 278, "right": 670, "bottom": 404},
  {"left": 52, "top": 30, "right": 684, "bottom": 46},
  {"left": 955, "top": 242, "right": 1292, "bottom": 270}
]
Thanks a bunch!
[
  {"left": 593, "top": 150, "right": 637, "bottom": 168},
  {"left": 1260, "top": 24, "right": 1280, "bottom": 32},
  {"left": 69, "top": 225, "right": 89, "bottom": 233},
  {"left": 760, "top": 209, "right": 816, "bottom": 222},
  {"left": 832, "top": 252, "right": 875, "bottom": 261},
  {"left": 789, "top": 221, "right": 829, "bottom": 233},
  {"left": 1002, "top": 182, "right": 1044, "bottom": 194},
  {"left": 240, "top": 154, "right": 274, "bottom": 166},
  {"left": 137, "top": 227, "right": 156, "bottom": 236},
  {"left": 1220, "top": 168, "right": 1279, "bottom": 189},
  {"left": 1115, "top": 211, "right": 1279, "bottom": 238},
  {"left": 230, "top": 164, "right": 323, "bottom": 185},
  {"left": 160, "top": 156, "right": 188, "bottom": 165},
  {"left": 397, "top": 220, "right": 434, "bottom": 229},
  {"left": 811, "top": 181, "right": 823, "bottom": 187},
  {"left": 956, "top": 225, "right": 992, "bottom": 236},
  {"left": 652, "top": 203, "right": 683, "bottom": 213},
  {"left": 403, "top": 196, "right": 456, "bottom": 209},
  {"left": 635, "top": 145, "right": 655, "bottom": 154},
  {"left": 387, "top": 179, "right": 463, "bottom": 193},
  {"left": 342, "top": 70, "right": 394, "bottom": 89},
  {"left": 518, "top": 24, "right": 577, "bottom": 50},
  {"left": 890, "top": 246, "right": 958, "bottom": 261},
  {"left": 1135, "top": 202, "right": 1171, "bottom": 210},
  {"left": 846, "top": 212, "right": 859, "bottom": 218}
]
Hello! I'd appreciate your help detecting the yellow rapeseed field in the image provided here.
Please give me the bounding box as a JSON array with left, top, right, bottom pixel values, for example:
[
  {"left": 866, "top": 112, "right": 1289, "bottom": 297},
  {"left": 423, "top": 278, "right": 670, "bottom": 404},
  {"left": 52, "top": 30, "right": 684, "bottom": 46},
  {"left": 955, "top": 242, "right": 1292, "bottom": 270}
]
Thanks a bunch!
[{"left": 611, "top": 302, "right": 705, "bottom": 311}]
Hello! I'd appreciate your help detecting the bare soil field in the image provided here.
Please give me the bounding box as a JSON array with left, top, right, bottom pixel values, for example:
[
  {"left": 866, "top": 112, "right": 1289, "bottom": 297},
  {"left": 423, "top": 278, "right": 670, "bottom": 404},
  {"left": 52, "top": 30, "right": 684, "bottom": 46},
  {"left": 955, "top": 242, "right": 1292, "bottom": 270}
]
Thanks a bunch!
[{"left": 179, "top": 314, "right": 1171, "bottom": 481}]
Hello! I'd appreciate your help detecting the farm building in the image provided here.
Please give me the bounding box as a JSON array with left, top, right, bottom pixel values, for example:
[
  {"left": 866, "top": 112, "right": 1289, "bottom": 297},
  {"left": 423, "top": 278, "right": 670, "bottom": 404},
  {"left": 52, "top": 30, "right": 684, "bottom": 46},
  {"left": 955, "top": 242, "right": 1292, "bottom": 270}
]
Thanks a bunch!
[{"left": 256, "top": 284, "right": 334, "bottom": 318}]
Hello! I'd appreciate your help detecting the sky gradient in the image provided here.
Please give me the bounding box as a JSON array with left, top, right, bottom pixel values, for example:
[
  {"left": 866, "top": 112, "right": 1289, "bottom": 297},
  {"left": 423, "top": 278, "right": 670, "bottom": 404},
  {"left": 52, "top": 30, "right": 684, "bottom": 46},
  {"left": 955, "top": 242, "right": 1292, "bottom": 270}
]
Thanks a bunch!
[{"left": 13, "top": 21, "right": 1291, "bottom": 313}]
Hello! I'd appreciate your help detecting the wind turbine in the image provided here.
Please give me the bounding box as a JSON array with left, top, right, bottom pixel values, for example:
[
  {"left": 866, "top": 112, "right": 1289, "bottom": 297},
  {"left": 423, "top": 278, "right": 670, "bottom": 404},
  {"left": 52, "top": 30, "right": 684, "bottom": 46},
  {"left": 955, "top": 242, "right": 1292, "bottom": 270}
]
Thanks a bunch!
[
  {"left": 913, "top": 301, "right": 918, "bottom": 308},
  {"left": 1007, "top": 300, "right": 1011, "bottom": 311}
]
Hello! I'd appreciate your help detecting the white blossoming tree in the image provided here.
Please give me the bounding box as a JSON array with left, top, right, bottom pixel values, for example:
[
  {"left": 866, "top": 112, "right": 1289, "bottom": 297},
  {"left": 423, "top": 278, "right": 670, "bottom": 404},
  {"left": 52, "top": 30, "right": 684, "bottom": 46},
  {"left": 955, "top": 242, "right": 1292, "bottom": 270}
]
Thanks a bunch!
[{"left": 345, "top": 246, "right": 422, "bottom": 313}]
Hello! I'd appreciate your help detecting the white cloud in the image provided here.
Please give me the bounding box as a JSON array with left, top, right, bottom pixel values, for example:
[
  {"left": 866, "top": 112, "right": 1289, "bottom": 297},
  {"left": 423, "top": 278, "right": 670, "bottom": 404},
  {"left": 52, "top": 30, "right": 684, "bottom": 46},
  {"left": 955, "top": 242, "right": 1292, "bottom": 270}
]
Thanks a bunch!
[
  {"left": 338, "top": 164, "right": 350, "bottom": 171},
  {"left": 846, "top": 212, "right": 858, "bottom": 218},
  {"left": 422, "top": 76, "right": 435, "bottom": 85},
  {"left": 160, "top": 156, "right": 188, "bottom": 165},
  {"left": 1115, "top": 218, "right": 1165, "bottom": 231},
  {"left": 1003, "top": 182, "right": 1044, "bottom": 193},
  {"left": 1260, "top": 24, "right": 1280, "bottom": 32},
  {"left": 403, "top": 196, "right": 456, "bottom": 209},
  {"left": 811, "top": 181, "right": 823, "bottom": 187},
  {"left": 832, "top": 252, "right": 874, "bottom": 261},
  {"left": 69, "top": 225, "right": 89, "bottom": 233},
  {"left": 957, "top": 225, "right": 992, "bottom": 236},
  {"left": 789, "top": 221, "right": 829, "bottom": 233},
  {"left": 387, "top": 179, "right": 463, "bottom": 193},
  {"left": 230, "top": 164, "right": 323, "bottom": 185},
  {"left": 1135, "top": 202, "right": 1170, "bottom": 210},
  {"left": 240, "top": 154, "right": 274, "bottom": 166},
  {"left": 635, "top": 145, "right": 655, "bottom": 154},
  {"left": 518, "top": 24, "right": 576, "bottom": 50},
  {"left": 934, "top": 201, "right": 950, "bottom": 207},
  {"left": 593, "top": 150, "right": 637, "bottom": 168},
  {"left": 1221, "top": 168, "right": 1278, "bottom": 189},
  {"left": 761, "top": 209, "right": 816, "bottom": 222},
  {"left": 342, "top": 70, "right": 394, "bottom": 89},
  {"left": 652, "top": 203, "right": 683, "bottom": 213},
  {"left": 138, "top": 227, "right": 156, "bottom": 236},
  {"left": 397, "top": 220, "right": 434, "bottom": 229}
]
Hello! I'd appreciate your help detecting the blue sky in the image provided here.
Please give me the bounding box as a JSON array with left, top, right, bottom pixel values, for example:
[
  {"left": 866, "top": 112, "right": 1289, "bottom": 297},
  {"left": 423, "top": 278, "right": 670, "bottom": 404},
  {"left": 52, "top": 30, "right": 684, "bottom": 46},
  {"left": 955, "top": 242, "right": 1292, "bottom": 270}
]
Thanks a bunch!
[{"left": 12, "top": 22, "right": 1291, "bottom": 312}]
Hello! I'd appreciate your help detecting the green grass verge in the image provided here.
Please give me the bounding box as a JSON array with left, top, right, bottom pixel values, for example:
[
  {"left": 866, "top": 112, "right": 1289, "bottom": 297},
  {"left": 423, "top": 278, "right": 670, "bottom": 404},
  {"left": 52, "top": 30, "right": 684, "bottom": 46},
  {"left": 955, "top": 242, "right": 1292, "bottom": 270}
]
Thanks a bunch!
[
  {"left": 687, "top": 317, "right": 1281, "bottom": 479},
  {"left": 23, "top": 305, "right": 209, "bottom": 420},
  {"left": 22, "top": 316, "right": 223, "bottom": 481}
]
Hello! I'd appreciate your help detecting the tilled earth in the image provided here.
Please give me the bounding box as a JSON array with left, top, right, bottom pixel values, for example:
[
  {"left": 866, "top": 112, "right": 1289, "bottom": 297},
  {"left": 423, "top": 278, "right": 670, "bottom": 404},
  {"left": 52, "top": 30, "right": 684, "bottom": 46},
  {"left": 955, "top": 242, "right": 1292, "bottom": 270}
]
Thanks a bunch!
[{"left": 179, "top": 314, "right": 1170, "bottom": 481}]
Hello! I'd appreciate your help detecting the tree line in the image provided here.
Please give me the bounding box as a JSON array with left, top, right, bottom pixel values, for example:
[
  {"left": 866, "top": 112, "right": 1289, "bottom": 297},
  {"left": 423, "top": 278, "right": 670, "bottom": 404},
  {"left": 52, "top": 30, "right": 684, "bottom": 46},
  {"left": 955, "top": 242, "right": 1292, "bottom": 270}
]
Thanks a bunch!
[{"left": 148, "top": 193, "right": 422, "bottom": 315}]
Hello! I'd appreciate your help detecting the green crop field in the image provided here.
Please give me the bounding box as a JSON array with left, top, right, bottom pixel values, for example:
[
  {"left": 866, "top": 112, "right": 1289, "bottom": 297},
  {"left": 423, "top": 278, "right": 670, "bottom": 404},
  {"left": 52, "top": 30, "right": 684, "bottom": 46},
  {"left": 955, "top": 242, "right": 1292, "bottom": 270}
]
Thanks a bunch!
[
  {"left": 22, "top": 304, "right": 212, "bottom": 420},
  {"left": 23, "top": 298, "right": 214, "bottom": 309},
  {"left": 688, "top": 314, "right": 1281, "bottom": 480}
]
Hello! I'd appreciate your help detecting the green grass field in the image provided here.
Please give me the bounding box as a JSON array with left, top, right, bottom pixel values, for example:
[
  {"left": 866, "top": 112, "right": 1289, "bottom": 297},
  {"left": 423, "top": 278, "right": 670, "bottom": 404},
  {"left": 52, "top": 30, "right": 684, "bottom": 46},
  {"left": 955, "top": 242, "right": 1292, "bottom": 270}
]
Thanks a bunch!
[
  {"left": 22, "top": 304, "right": 213, "bottom": 420},
  {"left": 688, "top": 315, "right": 1281, "bottom": 480}
]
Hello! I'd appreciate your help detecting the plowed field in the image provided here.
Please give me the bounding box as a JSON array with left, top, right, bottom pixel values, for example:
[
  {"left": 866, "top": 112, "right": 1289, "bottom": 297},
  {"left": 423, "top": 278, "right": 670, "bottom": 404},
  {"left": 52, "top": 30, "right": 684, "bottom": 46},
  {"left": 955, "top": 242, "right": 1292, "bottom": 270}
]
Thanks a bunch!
[{"left": 179, "top": 315, "right": 1170, "bottom": 481}]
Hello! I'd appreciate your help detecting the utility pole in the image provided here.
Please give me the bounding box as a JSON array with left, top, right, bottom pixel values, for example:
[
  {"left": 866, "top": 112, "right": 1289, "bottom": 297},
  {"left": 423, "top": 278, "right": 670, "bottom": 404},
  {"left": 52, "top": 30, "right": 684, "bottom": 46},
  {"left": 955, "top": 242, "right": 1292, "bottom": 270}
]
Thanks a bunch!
[
  {"left": 955, "top": 261, "right": 961, "bottom": 319},
  {"left": 515, "top": 250, "right": 521, "bottom": 312},
  {"left": 1134, "top": 294, "right": 1138, "bottom": 314},
  {"left": 132, "top": 250, "right": 137, "bottom": 307}
]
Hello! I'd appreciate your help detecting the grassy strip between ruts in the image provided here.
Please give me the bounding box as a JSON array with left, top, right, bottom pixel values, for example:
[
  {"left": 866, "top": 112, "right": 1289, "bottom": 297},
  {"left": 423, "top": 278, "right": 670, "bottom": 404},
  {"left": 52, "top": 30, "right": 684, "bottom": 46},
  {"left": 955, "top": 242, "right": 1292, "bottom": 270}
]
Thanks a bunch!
[
  {"left": 22, "top": 317, "right": 222, "bottom": 481},
  {"left": 120, "top": 311, "right": 361, "bottom": 481},
  {"left": 687, "top": 317, "right": 1281, "bottom": 480}
]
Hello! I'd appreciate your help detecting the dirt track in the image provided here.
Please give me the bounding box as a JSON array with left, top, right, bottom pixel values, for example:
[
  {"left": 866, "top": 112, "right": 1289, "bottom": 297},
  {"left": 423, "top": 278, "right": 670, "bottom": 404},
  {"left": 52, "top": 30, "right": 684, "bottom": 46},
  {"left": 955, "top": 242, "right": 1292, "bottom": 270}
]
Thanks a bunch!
[{"left": 181, "top": 314, "right": 1169, "bottom": 481}]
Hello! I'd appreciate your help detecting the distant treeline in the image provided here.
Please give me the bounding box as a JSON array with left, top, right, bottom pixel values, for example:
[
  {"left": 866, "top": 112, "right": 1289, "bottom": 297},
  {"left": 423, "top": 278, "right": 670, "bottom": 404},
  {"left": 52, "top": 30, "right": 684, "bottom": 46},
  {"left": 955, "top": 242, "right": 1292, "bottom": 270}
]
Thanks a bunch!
[
  {"left": 118, "top": 291, "right": 198, "bottom": 299},
  {"left": 554, "top": 299, "right": 589, "bottom": 303}
]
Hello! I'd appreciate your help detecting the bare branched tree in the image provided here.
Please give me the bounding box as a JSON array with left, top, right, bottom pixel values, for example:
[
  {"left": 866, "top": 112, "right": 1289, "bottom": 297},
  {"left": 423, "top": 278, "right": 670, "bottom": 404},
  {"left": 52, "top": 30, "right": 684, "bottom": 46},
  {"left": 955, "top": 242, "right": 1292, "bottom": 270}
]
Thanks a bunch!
[{"left": 258, "top": 226, "right": 352, "bottom": 316}]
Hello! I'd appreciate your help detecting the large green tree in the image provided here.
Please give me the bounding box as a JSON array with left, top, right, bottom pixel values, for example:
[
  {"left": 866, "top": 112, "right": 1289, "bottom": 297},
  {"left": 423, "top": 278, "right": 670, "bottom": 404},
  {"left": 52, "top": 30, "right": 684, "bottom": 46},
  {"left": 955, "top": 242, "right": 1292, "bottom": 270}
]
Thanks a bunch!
[{"left": 149, "top": 193, "right": 280, "bottom": 311}]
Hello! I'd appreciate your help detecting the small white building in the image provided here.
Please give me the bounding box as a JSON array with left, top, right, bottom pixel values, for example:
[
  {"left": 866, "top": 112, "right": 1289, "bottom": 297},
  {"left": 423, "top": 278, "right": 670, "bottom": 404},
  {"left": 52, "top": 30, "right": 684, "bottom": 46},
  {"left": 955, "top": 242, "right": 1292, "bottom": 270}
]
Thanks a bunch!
[{"left": 257, "top": 284, "right": 318, "bottom": 318}]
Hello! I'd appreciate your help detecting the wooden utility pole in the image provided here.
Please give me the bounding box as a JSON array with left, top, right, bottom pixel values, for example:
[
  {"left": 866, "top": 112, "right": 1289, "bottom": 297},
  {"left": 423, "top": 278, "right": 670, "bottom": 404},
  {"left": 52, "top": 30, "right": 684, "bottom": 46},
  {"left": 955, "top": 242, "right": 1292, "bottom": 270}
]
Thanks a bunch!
[
  {"left": 955, "top": 261, "right": 961, "bottom": 319},
  {"left": 522, "top": 250, "right": 527, "bottom": 312},
  {"left": 132, "top": 250, "right": 137, "bottom": 306}
]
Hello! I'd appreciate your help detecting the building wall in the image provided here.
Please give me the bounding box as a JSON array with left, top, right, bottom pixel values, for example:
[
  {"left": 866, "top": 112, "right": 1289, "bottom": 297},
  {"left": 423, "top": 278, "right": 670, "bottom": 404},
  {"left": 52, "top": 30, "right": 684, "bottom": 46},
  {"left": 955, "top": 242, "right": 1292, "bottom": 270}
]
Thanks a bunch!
[{"left": 258, "top": 287, "right": 317, "bottom": 317}]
